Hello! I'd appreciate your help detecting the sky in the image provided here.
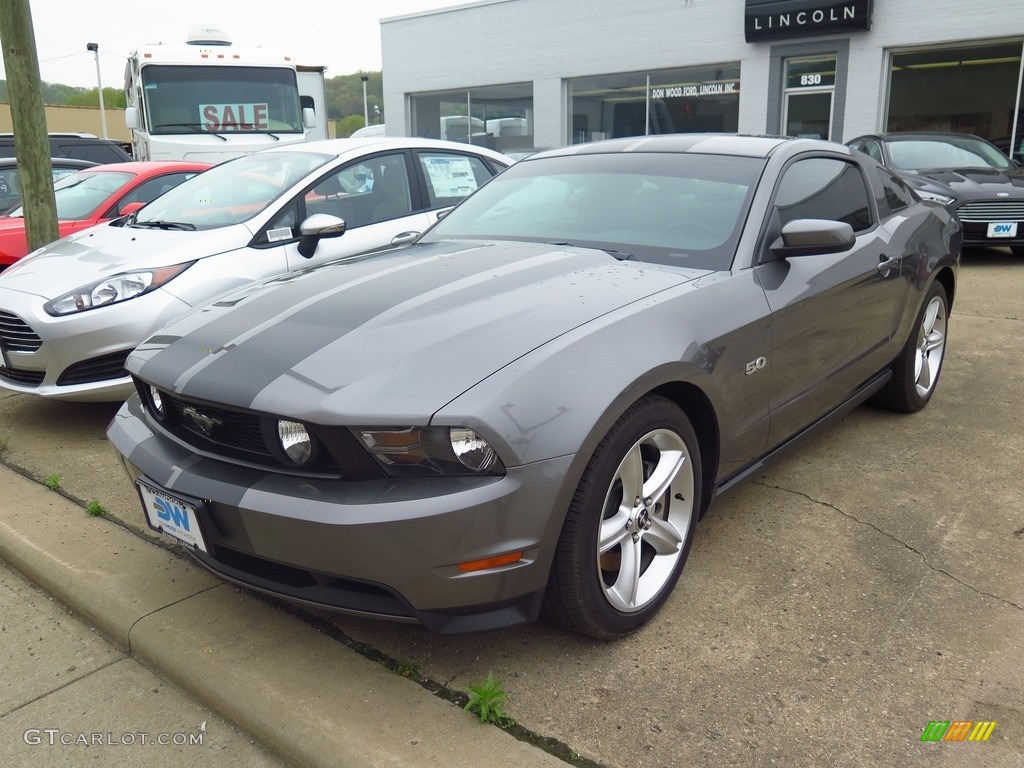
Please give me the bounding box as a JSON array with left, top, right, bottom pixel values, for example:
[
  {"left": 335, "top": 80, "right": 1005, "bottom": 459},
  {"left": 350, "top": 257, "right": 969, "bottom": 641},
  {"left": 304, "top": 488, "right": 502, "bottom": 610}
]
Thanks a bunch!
[{"left": 1, "top": 0, "right": 467, "bottom": 89}]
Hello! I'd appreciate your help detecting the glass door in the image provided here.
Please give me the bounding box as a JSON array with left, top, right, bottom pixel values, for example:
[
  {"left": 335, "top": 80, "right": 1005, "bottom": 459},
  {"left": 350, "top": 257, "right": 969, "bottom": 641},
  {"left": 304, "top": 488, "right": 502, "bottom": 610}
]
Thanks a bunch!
[{"left": 783, "top": 56, "right": 837, "bottom": 140}]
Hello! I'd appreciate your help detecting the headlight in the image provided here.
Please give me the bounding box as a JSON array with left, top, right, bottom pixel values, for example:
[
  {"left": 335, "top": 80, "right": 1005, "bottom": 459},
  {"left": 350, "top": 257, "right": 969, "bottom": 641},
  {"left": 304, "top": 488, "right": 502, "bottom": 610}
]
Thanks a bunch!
[
  {"left": 355, "top": 426, "right": 505, "bottom": 476},
  {"left": 278, "top": 420, "right": 313, "bottom": 466},
  {"left": 915, "top": 190, "right": 955, "bottom": 206},
  {"left": 44, "top": 262, "right": 194, "bottom": 316},
  {"left": 149, "top": 385, "right": 166, "bottom": 419}
]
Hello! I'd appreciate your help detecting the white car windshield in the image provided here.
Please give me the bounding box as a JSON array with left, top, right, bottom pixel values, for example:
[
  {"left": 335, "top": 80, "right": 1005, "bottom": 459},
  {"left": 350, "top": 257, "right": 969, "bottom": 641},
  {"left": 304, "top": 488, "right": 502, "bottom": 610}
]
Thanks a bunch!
[{"left": 133, "top": 151, "right": 332, "bottom": 230}]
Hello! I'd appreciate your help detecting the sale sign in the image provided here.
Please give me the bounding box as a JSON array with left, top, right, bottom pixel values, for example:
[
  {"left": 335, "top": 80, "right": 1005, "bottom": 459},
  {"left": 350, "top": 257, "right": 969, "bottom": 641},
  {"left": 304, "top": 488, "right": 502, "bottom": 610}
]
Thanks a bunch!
[{"left": 200, "top": 103, "right": 270, "bottom": 131}]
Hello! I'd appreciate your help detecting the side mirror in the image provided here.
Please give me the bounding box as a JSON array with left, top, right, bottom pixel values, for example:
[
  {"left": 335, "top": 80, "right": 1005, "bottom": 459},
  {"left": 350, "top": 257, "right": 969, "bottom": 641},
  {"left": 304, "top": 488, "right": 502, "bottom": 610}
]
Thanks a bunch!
[
  {"left": 770, "top": 219, "right": 855, "bottom": 258},
  {"left": 119, "top": 201, "right": 146, "bottom": 216},
  {"left": 125, "top": 107, "right": 140, "bottom": 131},
  {"left": 302, "top": 107, "right": 317, "bottom": 130},
  {"left": 297, "top": 213, "right": 346, "bottom": 258}
]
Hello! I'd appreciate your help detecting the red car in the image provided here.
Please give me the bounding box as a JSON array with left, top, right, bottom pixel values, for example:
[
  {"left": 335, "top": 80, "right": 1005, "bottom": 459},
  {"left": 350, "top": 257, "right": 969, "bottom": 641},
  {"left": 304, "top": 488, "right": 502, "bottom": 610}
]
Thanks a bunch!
[{"left": 0, "top": 161, "right": 210, "bottom": 267}]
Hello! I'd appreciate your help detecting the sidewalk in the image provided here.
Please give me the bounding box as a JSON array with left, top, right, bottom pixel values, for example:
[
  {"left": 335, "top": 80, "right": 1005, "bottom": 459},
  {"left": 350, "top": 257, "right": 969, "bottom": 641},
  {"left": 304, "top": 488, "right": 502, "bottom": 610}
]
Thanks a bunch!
[{"left": 0, "top": 465, "right": 566, "bottom": 768}]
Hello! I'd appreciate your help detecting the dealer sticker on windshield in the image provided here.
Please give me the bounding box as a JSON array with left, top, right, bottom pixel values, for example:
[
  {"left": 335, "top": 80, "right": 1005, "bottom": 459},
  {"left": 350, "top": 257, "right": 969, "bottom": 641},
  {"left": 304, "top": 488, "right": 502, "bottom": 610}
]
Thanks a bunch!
[
  {"left": 137, "top": 480, "right": 208, "bottom": 553},
  {"left": 987, "top": 222, "right": 1018, "bottom": 238}
]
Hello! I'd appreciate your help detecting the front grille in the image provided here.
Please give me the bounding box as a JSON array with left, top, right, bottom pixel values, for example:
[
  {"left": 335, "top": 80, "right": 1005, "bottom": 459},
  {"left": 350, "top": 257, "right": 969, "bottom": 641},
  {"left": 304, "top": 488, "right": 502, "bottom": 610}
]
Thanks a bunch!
[
  {"left": 0, "top": 310, "right": 42, "bottom": 351},
  {"left": 0, "top": 366, "right": 44, "bottom": 386},
  {"left": 956, "top": 200, "right": 1024, "bottom": 222},
  {"left": 56, "top": 350, "right": 132, "bottom": 385},
  {"left": 160, "top": 390, "right": 274, "bottom": 459}
]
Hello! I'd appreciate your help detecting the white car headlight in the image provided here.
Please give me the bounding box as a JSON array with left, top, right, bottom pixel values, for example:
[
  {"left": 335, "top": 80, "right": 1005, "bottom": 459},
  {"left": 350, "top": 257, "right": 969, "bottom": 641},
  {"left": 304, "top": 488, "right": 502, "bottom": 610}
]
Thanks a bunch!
[{"left": 44, "top": 262, "right": 194, "bottom": 316}]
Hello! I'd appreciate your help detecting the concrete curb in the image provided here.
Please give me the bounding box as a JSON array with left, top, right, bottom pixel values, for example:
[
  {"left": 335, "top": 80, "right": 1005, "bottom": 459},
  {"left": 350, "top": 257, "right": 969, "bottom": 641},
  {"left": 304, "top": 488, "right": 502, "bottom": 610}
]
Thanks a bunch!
[{"left": 0, "top": 465, "right": 566, "bottom": 768}]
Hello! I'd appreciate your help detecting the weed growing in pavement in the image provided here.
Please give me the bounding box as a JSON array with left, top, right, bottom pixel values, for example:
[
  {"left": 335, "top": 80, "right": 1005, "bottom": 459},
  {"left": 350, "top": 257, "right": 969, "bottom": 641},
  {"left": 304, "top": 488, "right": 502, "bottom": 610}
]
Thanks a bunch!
[
  {"left": 394, "top": 658, "right": 422, "bottom": 679},
  {"left": 464, "top": 671, "right": 509, "bottom": 724},
  {"left": 0, "top": 434, "right": 8, "bottom": 452},
  {"left": 86, "top": 500, "right": 107, "bottom": 517},
  {"left": 44, "top": 473, "right": 62, "bottom": 491}
]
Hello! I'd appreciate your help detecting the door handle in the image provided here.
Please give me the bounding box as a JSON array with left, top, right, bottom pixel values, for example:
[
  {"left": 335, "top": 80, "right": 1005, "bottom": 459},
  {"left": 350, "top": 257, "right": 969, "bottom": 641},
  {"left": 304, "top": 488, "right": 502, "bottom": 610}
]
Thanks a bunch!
[
  {"left": 391, "top": 231, "right": 420, "bottom": 247},
  {"left": 877, "top": 254, "right": 899, "bottom": 274}
]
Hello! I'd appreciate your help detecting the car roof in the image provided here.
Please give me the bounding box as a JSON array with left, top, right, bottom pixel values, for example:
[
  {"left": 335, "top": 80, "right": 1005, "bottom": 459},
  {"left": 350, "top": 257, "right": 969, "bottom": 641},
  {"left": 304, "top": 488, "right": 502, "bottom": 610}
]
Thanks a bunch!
[
  {"left": 853, "top": 131, "right": 988, "bottom": 142},
  {"left": 75, "top": 160, "right": 212, "bottom": 174},
  {"left": 258, "top": 136, "right": 514, "bottom": 164},
  {"left": 0, "top": 157, "right": 98, "bottom": 168},
  {"left": 525, "top": 133, "right": 844, "bottom": 161}
]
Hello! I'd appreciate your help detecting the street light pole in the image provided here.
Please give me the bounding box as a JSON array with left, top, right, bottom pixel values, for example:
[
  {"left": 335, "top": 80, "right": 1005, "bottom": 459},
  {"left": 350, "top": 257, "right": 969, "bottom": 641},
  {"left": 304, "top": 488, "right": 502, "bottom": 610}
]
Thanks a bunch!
[
  {"left": 86, "top": 42, "right": 107, "bottom": 139},
  {"left": 361, "top": 75, "right": 369, "bottom": 127}
]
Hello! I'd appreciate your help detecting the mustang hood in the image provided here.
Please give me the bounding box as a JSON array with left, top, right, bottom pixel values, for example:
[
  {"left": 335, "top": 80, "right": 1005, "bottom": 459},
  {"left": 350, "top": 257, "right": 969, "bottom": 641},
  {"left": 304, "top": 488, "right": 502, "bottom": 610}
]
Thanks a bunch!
[
  {"left": 0, "top": 221, "right": 252, "bottom": 299},
  {"left": 129, "top": 241, "right": 702, "bottom": 422}
]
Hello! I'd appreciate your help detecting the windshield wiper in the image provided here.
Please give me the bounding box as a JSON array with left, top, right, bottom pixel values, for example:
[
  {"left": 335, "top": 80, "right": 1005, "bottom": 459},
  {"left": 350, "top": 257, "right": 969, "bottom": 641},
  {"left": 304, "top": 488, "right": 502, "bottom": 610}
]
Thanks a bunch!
[
  {"left": 131, "top": 220, "right": 197, "bottom": 231},
  {"left": 154, "top": 123, "right": 228, "bottom": 142},
  {"left": 546, "top": 241, "right": 633, "bottom": 260}
]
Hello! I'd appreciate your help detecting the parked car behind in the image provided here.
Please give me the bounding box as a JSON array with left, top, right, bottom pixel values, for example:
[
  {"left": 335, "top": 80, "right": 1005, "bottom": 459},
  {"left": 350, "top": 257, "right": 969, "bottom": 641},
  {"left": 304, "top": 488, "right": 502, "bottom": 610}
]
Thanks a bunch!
[
  {"left": 0, "top": 137, "right": 511, "bottom": 401},
  {"left": 846, "top": 132, "right": 1024, "bottom": 255},
  {"left": 0, "top": 157, "right": 99, "bottom": 214},
  {"left": 106, "top": 134, "right": 961, "bottom": 638},
  {"left": 0, "top": 161, "right": 209, "bottom": 268},
  {"left": 0, "top": 133, "right": 133, "bottom": 164}
]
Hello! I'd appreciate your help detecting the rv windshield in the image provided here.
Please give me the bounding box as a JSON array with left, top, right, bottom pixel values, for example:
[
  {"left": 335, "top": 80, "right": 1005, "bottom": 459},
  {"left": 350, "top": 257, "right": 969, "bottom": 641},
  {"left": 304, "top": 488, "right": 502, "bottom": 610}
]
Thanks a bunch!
[{"left": 142, "top": 65, "right": 304, "bottom": 135}]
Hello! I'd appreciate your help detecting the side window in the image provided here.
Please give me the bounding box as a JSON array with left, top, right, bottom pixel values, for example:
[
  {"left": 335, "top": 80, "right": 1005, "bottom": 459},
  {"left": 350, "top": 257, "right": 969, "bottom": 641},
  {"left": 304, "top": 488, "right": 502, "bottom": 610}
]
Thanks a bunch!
[
  {"left": 878, "top": 168, "right": 915, "bottom": 213},
  {"left": 856, "top": 139, "right": 883, "bottom": 163},
  {"left": 774, "top": 157, "right": 873, "bottom": 232},
  {"left": 418, "top": 152, "right": 495, "bottom": 209},
  {"left": 108, "top": 172, "right": 198, "bottom": 216},
  {"left": 302, "top": 152, "right": 411, "bottom": 229}
]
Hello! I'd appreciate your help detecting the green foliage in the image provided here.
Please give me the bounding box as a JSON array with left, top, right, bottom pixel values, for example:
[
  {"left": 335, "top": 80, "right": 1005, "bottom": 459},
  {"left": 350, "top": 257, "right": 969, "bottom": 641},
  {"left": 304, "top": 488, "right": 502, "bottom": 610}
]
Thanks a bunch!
[
  {"left": 64, "top": 86, "right": 126, "bottom": 109},
  {"left": 86, "top": 500, "right": 107, "bottom": 517},
  {"left": 324, "top": 71, "right": 382, "bottom": 122},
  {"left": 464, "top": 671, "right": 508, "bottom": 724},
  {"left": 44, "top": 473, "right": 62, "bottom": 491},
  {"left": 336, "top": 114, "right": 366, "bottom": 138}
]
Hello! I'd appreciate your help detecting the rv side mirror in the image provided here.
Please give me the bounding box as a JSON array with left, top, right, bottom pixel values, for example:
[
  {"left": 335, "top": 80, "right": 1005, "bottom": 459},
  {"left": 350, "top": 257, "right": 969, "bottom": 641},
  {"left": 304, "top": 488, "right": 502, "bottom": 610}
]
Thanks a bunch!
[
  {"left": 125, "top": 107, "right": 140, "bottom": 131},
  {"left": 302, "top": 107, "right": 317, "bottom": 130}
]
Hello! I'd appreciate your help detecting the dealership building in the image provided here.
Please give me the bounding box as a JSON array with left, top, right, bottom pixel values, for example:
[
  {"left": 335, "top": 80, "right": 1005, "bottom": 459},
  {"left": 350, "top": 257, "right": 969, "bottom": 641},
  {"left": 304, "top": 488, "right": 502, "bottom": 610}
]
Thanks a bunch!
[{"left": 380, "top": 0, "right": 1024, "bottom": 158}]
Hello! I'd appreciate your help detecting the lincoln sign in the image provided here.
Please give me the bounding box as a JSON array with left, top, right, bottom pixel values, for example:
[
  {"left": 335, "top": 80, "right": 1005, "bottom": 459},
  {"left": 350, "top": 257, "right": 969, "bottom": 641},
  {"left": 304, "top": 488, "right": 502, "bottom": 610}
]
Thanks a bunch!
[{"left": 744, "top": 0, "right": 873, "bottom": 42}]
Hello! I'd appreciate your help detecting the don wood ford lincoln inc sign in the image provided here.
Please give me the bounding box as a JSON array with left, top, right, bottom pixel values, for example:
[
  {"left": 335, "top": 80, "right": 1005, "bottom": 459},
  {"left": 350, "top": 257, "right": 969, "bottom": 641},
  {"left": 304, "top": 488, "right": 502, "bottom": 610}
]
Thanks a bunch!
[{"left": 744, "top": 0, "right": 874, "bottom": 42}]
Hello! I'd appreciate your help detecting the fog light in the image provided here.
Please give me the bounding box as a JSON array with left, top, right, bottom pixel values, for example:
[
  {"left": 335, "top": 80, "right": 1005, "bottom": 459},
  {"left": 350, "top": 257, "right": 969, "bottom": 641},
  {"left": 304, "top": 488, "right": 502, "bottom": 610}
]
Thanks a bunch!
[
  {"left": 149, "top": 385, "right": 165, "bottom": 419},
  {"left": 278, "top": 420, "right": 312, "bottom": 465}
]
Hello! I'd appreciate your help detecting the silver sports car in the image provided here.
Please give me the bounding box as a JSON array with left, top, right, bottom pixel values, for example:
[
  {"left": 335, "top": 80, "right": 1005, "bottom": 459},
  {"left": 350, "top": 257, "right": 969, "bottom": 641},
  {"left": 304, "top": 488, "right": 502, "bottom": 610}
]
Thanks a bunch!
[
  {"left": 0, "top": 137, "right": 510, "bottom": 401},
  {"left": 107, "top": 134, "right": 961, "bottom": 638}
]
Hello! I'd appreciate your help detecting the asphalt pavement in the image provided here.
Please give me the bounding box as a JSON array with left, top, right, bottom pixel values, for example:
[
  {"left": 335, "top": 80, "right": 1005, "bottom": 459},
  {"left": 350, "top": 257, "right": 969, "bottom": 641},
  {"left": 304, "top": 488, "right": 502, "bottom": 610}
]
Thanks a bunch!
[{"left": 0, "top": 247, "right": 1022, "bottom": 767}]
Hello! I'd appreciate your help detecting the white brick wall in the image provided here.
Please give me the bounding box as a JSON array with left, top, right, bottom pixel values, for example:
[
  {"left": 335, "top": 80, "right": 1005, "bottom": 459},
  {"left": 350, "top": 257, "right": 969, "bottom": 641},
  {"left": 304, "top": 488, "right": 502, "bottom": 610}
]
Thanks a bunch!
[{"left": 382, "top": 0, "right": 1024, "bottom": 146}]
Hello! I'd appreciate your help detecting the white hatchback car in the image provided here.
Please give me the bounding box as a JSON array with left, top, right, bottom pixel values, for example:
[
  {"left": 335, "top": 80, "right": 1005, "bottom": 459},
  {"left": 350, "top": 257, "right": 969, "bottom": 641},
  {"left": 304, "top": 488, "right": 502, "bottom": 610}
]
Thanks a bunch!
[{"left": 0, "top": 137, "right": 511, "bottom": 401}]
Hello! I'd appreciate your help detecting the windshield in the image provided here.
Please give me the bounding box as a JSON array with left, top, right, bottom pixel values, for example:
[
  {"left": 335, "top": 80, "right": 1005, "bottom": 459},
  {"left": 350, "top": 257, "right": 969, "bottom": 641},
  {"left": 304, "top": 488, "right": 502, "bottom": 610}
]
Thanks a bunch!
[
  {"left": 134, "top": 150, "right": 331, "bottom": 229},
  {"left": 8, "top": 170, "right": 134, "bottom": 220},
  {"left": 886, "top": 137, "right": 1014, "bottom": 172},
  {"left": 422, "top": 152, "right": 763, "bottom": 270},
  {"left": 141, "top": 65, "right": 304, "bottom": 135}
]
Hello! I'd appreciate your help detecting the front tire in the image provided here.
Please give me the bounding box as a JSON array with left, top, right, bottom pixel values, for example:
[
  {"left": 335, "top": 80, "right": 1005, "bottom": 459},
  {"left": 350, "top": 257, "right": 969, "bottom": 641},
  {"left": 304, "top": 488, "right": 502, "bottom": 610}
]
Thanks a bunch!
[
  {"left": 873, "top": 281, "right": 949, "bottom": 412},
  {"left": 543, "top": 396, "right": 701, "bottom": 639}
]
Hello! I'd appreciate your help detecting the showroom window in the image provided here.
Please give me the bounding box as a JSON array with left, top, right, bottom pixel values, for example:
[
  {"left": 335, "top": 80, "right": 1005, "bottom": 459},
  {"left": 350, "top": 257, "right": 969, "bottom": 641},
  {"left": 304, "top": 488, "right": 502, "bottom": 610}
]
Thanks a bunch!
[
  {"left": 410, "top": 83, "right": 534, "bottom": 154},
  {"left": 567, "top": 64, "right": 740, "bottom": 145},
  {"left": 887, "top": 41, "right": 1024, "bottom": 162}
]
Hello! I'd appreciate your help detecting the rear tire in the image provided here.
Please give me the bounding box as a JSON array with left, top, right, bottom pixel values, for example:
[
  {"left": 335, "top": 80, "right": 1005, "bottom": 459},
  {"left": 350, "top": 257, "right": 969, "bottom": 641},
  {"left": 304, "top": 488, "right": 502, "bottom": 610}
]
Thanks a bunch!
[
  {"left": 872, "top": 281, "right": 948, "bottom": 413},
  {"left": 542, "top": 396, "right": 701, "bottom": 639}
]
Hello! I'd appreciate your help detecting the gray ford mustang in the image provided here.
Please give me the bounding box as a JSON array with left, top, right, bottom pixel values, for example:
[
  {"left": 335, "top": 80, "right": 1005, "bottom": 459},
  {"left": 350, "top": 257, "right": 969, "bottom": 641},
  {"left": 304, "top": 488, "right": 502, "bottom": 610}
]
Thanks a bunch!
[{"left": 107, "top": 134, "right": 961, "bottom": 638}]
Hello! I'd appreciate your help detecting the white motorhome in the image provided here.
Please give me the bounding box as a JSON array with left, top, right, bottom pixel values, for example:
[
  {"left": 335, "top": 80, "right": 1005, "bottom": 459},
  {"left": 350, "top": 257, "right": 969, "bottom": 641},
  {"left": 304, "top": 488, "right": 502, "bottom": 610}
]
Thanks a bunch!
[{"left": 124, "top": 25, "right": 328, "bottom": 163}]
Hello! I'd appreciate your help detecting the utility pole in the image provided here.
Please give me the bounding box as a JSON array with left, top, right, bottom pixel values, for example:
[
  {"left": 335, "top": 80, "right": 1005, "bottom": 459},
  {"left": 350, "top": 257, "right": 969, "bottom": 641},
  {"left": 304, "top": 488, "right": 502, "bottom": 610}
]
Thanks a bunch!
[
  {"left": 87, "top": 42, "right": 108, "bottom": 138},
  {"left": 0, "top": 0, "right": 58, "bottom": 253}
]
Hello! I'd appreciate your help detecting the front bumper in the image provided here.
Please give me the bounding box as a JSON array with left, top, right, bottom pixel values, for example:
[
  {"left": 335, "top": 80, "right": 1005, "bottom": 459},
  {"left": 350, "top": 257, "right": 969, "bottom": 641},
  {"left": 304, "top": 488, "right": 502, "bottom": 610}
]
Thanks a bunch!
[
  {"left": 0, "top": 286, "right": 192, "bottom": 402},
  {"left": 107, "top": 395, "right": 573, "bottom": 634}
]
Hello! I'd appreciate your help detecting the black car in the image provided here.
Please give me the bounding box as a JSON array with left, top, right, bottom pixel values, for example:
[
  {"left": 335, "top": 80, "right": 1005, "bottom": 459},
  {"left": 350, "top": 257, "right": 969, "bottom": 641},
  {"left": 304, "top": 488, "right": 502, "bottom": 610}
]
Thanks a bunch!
[
  {"left": 0, "top": 156, "right": 98, "bottom": 213},
  {"left": 846, "top": 132, "right": 1024, "bottom": 256},
  {"left": 0, "top": 133, "right": 133, "bottom": 165}
]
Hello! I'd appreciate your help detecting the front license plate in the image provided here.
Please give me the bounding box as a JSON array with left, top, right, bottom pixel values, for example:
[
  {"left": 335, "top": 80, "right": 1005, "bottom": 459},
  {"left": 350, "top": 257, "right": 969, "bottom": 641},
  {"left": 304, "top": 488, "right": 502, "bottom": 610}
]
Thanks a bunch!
[
  {"left": 987, "top": 222, "right": 1018, "bottom": 238},
  {"left": 137, "top": 480, "right": 208, "bottom": 553}
]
